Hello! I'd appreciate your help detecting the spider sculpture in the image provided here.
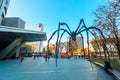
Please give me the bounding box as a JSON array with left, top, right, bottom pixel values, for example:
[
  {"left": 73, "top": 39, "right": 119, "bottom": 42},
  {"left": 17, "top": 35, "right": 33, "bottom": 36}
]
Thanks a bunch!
[{"left": 47, "top": 19, "right": 110, "bottom": 67}]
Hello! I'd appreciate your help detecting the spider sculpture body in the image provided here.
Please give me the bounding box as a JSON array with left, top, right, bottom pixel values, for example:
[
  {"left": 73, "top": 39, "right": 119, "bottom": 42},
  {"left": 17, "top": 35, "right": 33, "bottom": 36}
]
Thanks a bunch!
[{"left": 47, "top": 19, "right": 110, "bottom": 67}]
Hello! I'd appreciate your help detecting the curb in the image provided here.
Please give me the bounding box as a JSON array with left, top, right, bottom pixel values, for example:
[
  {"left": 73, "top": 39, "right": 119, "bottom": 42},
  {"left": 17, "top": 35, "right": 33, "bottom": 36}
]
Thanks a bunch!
[{"left": 94, "top": 62, "right": 120, "bottom": 80}]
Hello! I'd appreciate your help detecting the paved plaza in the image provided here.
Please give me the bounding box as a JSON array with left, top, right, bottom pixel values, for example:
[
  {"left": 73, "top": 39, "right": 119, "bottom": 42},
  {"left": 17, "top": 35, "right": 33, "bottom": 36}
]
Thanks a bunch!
[{"left": 0, "top": 57, "right": 114, "bottom": 80}]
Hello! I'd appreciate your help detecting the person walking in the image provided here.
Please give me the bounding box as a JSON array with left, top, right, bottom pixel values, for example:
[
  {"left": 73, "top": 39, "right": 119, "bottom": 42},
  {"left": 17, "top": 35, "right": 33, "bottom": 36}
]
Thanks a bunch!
[{"left": 20, "top": 54, "right": 24, "bottom": 62}]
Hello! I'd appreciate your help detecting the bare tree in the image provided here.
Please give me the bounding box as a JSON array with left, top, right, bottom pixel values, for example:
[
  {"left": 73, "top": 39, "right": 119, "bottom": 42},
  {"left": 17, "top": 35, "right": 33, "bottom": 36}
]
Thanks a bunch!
[{"left": 93, "top": 0, "right": 120, "bottom": 59}]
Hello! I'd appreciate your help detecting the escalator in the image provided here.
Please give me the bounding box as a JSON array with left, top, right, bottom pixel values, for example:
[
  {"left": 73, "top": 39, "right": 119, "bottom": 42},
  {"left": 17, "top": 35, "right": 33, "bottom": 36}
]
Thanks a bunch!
[
  {"left": 0, "top": 26, "right": 47, "bottom": 60},
  {"left": 0, "top": 38, "right": 23, "bottom": 60}
]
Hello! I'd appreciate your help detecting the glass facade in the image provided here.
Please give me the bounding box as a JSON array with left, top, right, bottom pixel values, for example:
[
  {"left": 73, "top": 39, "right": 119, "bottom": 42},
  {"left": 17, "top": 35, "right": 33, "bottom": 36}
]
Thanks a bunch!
[{"left": 0, "top": 0, "right": 10, "bottom": 24}]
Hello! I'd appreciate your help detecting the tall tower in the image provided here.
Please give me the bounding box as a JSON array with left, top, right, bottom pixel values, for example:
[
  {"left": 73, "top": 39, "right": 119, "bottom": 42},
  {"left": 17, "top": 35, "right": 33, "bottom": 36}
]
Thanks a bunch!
[
  {"left": 37, "top": 24, "right": 44, "bottom": 53},
  {"left": 0, "top": 0, "right": 10, "bottom": 24}
]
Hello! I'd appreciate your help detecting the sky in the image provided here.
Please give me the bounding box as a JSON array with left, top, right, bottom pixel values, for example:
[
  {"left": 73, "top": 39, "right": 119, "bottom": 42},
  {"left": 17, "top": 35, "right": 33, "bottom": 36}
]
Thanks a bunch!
[{"left": 6, "top": 0, "right": 108, "bottom": 46}]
